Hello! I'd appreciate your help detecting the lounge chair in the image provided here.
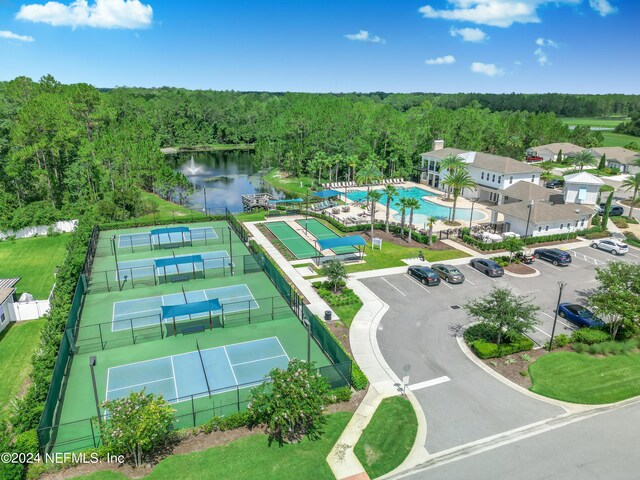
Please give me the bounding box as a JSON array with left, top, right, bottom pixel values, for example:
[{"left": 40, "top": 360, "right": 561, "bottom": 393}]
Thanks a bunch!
[{"left": 341, "top": 205, "right": 350, "bottom": 212}]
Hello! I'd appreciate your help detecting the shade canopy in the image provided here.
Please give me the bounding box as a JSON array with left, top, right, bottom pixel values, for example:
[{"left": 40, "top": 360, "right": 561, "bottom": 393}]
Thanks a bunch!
[
  {"left": 267, "top": 198, "right": 303, "bottom": 204},
  {"left": 161, "top": 298, "right": 222, "bottom": 319},
  {"left": 154, "top": 254, "right": 203, "bottom": 269},
  {"left": 150, "top": 226, "right": 190, "bottom": 236},
  {"left": 312, "top": 189, "right": 342, "bottom": 198},
  {"left": 317, "top": 235, "right": 366, "bottom": 251}
]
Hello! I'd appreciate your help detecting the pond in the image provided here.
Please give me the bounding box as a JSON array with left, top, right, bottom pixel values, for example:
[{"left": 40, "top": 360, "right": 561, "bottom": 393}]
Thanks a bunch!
[{"left": 167, "top": 150, "right": 287, "bottom": 213}]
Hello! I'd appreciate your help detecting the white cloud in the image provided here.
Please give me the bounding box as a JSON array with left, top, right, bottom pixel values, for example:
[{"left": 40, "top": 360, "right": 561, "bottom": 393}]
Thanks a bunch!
[
  {"left": 589, "top": 0, "right": 617, "bottom": 16},
  {"left": 0, "top": 30, "right": 35, "bottom": 41},
  {"left": 470, "top": 62, "right": 504, "bottom": 76},
  {"left": 534, "top": 48, "right": 549, "bottom": 65},
  {"left": 536, "top": 37, "right": 558, "bottom": 47},
  {"left": 449, "top": 27, "right": 488, "bottom": 42},
  {"left": 418, "top": 1, "right": 582, "bottom": 28},
  {"left": 426, "top": 55, "right": 456, "bottom": 65},
  {"left": 16, "top": 0, "right": 153, "bottom": 29},
  {"left": 345, "top": 30, "right": 386, "bottom": 44}
]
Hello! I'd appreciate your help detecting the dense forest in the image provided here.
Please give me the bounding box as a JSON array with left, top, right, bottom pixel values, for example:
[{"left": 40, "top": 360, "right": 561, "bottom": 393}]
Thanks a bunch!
[{"left": 1, "top": 76, "right": 637, "bottom": 229}]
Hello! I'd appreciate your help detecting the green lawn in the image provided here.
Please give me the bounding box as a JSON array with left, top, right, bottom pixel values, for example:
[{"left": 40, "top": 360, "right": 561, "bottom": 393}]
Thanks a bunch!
[
  {"left": 69, "top": 412, "right": 352, "bottom": 480},
  {"left": 529, "top": 351, "right": 640, "bottom": 404},
  {"left": 263, "top": 169, "right": 315, "bottom": 197},
  {"left": 561, "top": 117, "right": 628, "bottom": 128},
  {"left": 235, "top": 210, "right": 269, "bottom": 222},
  {"left": 346, "top": 242, "right": 468, "bottom": 273},
  {"left": 601, "top": 131, "right": 640, "bottom": 148},
  {"left": 0, "top": 320, "right": 45, "bottom": 420},
  {"left": 0, "top": 234, "right": 70, "bottom": 299},
  {"left": 354, "top": 396, "right": 418, "bottom": 479},
  {"left": 136, "top": 191, "right": 208, "bottom": 224}
]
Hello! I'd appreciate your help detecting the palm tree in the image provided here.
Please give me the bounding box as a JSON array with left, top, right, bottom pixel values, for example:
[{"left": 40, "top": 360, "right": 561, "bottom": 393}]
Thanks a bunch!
[
  {"left": 366, "top": 190, "right": 382, "bottom": 239},
  {"left": 346, "top": 154, "right": 358, "bottom": 183},
  {"left": 404, "top": 198, "right": 421, "bottom": 244},
  {"left": 621, "top": 172, "right": 640, "bottom": 218},
  {"left": 382, "top": 184, "right": 398, "bottom": 233},
  {"left": 355, "top": 161, "right": 383, "bottom": 193},
  {"left": 438, "top": 154, "right": 466, "bottom": 199},
  {"left": 442, "top": 170, "right": 477, "bottom": 223},
  {"left": 573, "top": 150, "right": 597, "bottom": 172},
  {"left": 313, "top": 151, "right": 329, "bottom": 184},
  {"left": 397, "top": 197, "right": 411, "bottom": 240},
  {"left": 426, "top": 216, "right": 437, "bottom": 247}
]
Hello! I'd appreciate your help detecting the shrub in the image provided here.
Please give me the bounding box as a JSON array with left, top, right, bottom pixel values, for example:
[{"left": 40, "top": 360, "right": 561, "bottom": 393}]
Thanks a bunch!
[
  {"left": 332, "top": 386, "right": 352, "bottom": 403},
  {"left": 351, "top": 364, "right": 369, "bottom": 391},
  {"left": 572, "top": 342, "right": 587, "bottom": 353},
  {"left": 544, "top": 333, "right": 571, "bottom": 350},
  {"left": 520, "top": 353, "right": 532, "bottom": 362},
  {"left": 14, "top": 429, "right": 39, "bottom": 456},
  {"left": 470, "top": 335, "right": 534, "bottom": 359},
  {"left": 571, "top": 328, "right": 611, "bottom": 345},
  {"left": 464, "top": 322, "right": 500, "bottom": 343},
  {"left": 201, "top": 411, "right": 250, "bottom": 434}
]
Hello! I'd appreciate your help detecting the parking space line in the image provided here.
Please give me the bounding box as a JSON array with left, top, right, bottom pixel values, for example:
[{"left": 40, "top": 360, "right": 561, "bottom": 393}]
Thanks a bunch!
[
  {"left": 382, "top": 277, "right": 407, "bottom": 296},
  {"left": 541, "top": 311, "right": 575, "bottom": 330},
  {"left": 403, "top": 274, "right": 430, "bottom": 293},
  {"left": 464, "top": 265, "right": 496, "bottom": 281},
  {"left": 465, "top": 278, "right": 476, "bottom": 286},
  {"left": 627, "top": 252, "right": 640, "bottom": 259},
  {"left": 408, "top": 376, "right": 451, "bottom": 391},
  {"left": 440, "top": 280, "right": 454, "bottom": 290},
  {"left": 533, "top": 326, "right": 551, "bottom": 337},
  {"left": 534, "top": 261, "right": 563, "bottom": 271}
]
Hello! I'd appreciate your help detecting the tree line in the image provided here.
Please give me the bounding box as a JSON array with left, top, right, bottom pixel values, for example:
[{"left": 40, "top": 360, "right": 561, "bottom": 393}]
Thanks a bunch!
[{"left": 2, "top": 75, "right": 633, "bottom": 228}]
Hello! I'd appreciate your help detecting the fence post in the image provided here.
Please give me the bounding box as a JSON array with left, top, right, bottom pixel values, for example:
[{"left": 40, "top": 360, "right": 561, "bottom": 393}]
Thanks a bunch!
[
  {"left": 271, "top": 298, "right": 274, "bottom": 320},
  {"left": 159, "top": 315, "right": 164, "bottom": 339},
  {"left": 89, "top": 419, "right": 97, "bottom": 448},
  {"left": 105, "top": 271, "right": 110, "bottom": 292},
  {"left": 248, "top": 300, "right": 251, "bottom": 324},
  {"left": 130, "top": 319, "right": 135, "bottom": 345},
  {"left": 236, "top": 386, "right": 240, "bottom": 412},
  {"left": 191, "top": 396, "right": 196, "bottom": 427},
  {"left": 99, "top": 324, "right": 105, "bottom": 350}
]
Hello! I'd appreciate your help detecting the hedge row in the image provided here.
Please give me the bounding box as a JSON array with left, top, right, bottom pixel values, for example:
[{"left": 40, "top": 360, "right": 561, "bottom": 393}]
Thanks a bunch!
[
  {"left": 470, "top": 335, "right": 534, "bottom": 359},
  {"left": 462, "top": 226, "right": 608, "bottom": 252},
  {"left": 99, "top": 213, "right": 225, "bottom": 230}
]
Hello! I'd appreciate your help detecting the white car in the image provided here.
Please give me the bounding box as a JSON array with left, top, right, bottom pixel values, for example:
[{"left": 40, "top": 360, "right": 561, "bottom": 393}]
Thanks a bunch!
[{"left": 590, "top": 238, "right": 629, "bottom": 255}]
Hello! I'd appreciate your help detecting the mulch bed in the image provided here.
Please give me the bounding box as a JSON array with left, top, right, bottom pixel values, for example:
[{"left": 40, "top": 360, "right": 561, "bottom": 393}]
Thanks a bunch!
[
  {"left": 453, "top": 237, "right": 581, "bottom": 254},
  {"left": 505, "top": 263, "right": 537, "bottom": 275},
  {"left": 359, "top": 228, "right": 454, "bottom": 251},
  {"left": 326, "top": 319, "right": 353, "bottom": 357}
]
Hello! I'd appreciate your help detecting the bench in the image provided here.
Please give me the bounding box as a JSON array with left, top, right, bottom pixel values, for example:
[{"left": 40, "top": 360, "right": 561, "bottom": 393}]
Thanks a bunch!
[{"left": 181, "top": 324, "right": 205, "bottom": 335}]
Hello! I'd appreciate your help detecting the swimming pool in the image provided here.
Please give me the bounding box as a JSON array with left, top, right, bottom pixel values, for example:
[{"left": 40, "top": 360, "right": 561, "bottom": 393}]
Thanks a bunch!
[{"left": 345, "top": 187, "right": 484, "bottom": 224}]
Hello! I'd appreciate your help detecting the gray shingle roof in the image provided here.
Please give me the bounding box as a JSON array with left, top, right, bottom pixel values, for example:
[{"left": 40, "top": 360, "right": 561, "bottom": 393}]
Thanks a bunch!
[
  {"left": 488, "top": 201, "right": 594, "bottom": 223},
  {"left": 421, "top": 148, "right": 543, "bottom": 174},
  {"left": 500, "top": 181, "right": 554, "bottom": 202}
]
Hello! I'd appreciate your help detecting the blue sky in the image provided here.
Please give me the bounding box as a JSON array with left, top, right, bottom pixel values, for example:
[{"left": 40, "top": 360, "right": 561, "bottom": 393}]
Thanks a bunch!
[{"left": 0, "top": 0, "right": 637, "bottom": 93}]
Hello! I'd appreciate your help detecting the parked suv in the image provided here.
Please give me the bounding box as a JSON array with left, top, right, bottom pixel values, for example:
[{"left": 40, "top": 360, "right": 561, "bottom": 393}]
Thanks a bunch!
[
  {"left": 533, "top": 248, "right": 572, "bottom": 266},
  {"left": 597, "top": 204, "right": 624, "bottom": 216},
  {"left": 591, "top": 238, "right": 629, "bottom": 255}
]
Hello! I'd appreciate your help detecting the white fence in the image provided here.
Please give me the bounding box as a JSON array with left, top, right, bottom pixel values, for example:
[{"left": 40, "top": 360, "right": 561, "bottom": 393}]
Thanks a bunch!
[
  {"left": 0, "top": 219, "right": 78, "bottom": 240},
  {"left": 12, "top": 300, "right": 51, "bottom": 321}
]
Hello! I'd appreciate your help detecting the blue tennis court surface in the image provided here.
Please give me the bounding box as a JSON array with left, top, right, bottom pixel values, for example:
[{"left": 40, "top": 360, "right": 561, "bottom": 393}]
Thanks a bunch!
[
  {"left": 118, "top": 227, "right": 217, "bottom": 248},
  {"left": 115, "top": 251, "right": 232, "bottom": 280},
  {"left": 112, "top": 284, "right": 257, "bottom": 331},
  {"left": 106, "top": 337, "right": 289, "bottom": 402}
]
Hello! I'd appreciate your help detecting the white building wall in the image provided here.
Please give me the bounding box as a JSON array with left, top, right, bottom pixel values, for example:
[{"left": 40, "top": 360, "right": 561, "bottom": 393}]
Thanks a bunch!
[
  {"left": 498, "top": 215, "right": 588, "bottom": 237},
  {"left": 0, "top": 297, "right": 15, "bottom": 334},
  {"left": 0, "top": 219, "right": 77, "bottom": 240},
  {"left": 564, "top": 184, "right": 599, "bottom": 205}
]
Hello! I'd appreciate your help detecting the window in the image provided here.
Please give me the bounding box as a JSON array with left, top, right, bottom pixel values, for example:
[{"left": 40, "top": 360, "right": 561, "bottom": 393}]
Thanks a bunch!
[
  {"left": 510, "top": 176, "right": 513, "bottom": 184},
  {"left": 578, "top": 188, "right": 587, "bottom": 202},
  {"left": 531, "top": 175, "right": 535, "bottom": 182},
  {"left": 492, "top": 174, "right": 496, "bottom": 182},
  {"left": 0, "top": 304, "right": 4, "bottom": 325},
  {"left": 538, "top": 226, "right": 542, "bottom": 232},
  {"left": 545, "top": 225, "right": 549, "bottom": 232},
  {"left": 481, "top": 172, "right": 485, "bottom": 180},
  {"left": 498, "top": 176, "right": 502, "bottom": 184},
  {"left": 560, "top": 224, "right": 564, "bottom": 229},
  {"left": 580, "top": 219, "right": 585, "bottom": 227}
]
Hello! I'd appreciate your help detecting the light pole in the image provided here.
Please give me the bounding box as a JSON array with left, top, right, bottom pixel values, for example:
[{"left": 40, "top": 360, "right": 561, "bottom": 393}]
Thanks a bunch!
[
  {"left": 468, "top": 196, "right": 479, "bottom": 229},
  {"left": 89, "top": 356, "right": 102, "bottom": 425},
  {"left": 203, "top": 186, "right": 208, "bottom": 215},
  {"left": 524, "top": 200, "right": 534, "bottom": 239},
  {"left": 228, "top": 226, "right": 234, "bottom": 276},
  {"left": 302, "top": 316, "right": 311, "bottom": 363},
  {"left": 305, "top": 189, "right": 310, "bottom": 236},
  {"left": 548, "top": 281, "right": 567, "bottom": 352}
]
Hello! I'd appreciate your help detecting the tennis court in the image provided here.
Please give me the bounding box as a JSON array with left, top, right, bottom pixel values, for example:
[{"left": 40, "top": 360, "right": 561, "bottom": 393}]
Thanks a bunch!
[
  {"left": 118, "top": 226, "right": 217, "bottom": 249},
  {"left": 112, "top": 284, "right": 257, "bottom": 331},
  {"left": 115, "top": 250, "right": 232, "bottom": 280},
  {"left": 106, "top": 337, "right": 289, "bottom": 403},
  {"left": 296, "top": 219, "right": 358, "bottom": 254},
  {"left": 263, "top": 221, "right": 319, "bottom": 259}
]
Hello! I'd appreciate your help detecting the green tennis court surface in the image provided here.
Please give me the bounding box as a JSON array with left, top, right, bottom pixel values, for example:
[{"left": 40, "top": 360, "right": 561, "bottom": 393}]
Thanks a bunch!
[
  {"left": 296, "top": 219, "right": 358, "bottom": 254},
  {"left": 263, "top": 221, "right": 319, "bottom": 259}
]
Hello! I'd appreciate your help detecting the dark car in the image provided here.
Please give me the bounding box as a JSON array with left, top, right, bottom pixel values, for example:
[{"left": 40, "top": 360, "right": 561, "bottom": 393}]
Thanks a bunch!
[
  {"left": 558, "top": 303, "right": 605, "bottom": 328},
  {"left": 407, "top": 266, "right": 441, "bottom": 286},
  {"left": 431, "top": 264, "right": 465, "bottom": 284},
  {"left": 469, "top": 258, "right": 504, "bottom": 277},
  {"left": 597, "top": 204, "right": 624, "bottom": 216},
  {"left": 545, "top": 179, "right": 565, "bottom": 189},
  {"left": 533, "top": 248, "right": 572, "bottom": 266},
  {"left": 514, "top": 251, "right": 535, "bottom": 264}
]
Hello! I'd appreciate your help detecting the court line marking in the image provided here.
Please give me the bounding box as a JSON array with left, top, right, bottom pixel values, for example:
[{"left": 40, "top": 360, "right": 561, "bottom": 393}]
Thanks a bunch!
[
  {"left": 223, "top": 346, "right": 240, "bottom": 386},
  {"left": 107, "top": 376, "right": 176, "bottom": 395},
  {"left": 231, "top": 354, "right": 289, "bottom": 368},
  {"left": 404, "top": 274, "right": 430, "bottom": 293},
  {"left": 382, "top": 277, "right": 406, "bottom": 296},
  {"left": 169, "top": 357, "right": 179, "bottom": 399},
  {"left": 408, "top": 376, "right": 451, "bottom": 391},
  {"left": 541, "top": 311, "right": 575, "bottom": 330}
]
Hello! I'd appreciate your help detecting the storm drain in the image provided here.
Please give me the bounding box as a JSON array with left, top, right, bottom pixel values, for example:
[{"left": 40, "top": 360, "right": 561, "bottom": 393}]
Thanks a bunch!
[{"left": 449, "top": 305, "right": 461, "bottom": 310}]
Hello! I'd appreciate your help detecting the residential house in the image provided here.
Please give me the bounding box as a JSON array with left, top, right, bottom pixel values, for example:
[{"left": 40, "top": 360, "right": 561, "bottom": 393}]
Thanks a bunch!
[
  {"left": 563, "top": 172, "right": 603, "bottom": 205},
  {"left": 0, "top": 278, "right": 19, "bottom": 334},
  {"left": 419, "top": 141, "right": 543, "bottom": 205},
  {"left": 526, "top": 143, "right": 584, "bottom": 162},
  {"left": 587, "top": 147, "right": 640, "bottom": 174}
]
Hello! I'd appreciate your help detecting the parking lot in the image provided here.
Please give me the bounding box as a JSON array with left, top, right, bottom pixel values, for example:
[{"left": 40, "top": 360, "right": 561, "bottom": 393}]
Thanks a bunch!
[{"left": 361, "top": 242, "right": 639, "bottom": 453}]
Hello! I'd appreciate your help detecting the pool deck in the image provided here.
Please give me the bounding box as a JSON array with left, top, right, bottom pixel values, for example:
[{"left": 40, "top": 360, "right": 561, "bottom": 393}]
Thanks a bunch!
[{"left": 333, "top": 181, "right": 491, "bottom": 232}]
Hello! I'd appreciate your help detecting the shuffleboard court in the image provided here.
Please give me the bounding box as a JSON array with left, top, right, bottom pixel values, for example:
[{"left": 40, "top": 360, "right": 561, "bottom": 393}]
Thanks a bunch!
[
  {"left": 118, "top": 227, "right": 217, "bottom": 249},
  {"left": 115, "top": 250, "right": 232, "bottom": 280},
  {"left": 295, "top": 219, "right": 358, "bottom": 254},
  {"left": 112, "top": 284, "right": 258, "bottom": 331},
  {"left": 106, "top": 337, "right": 289, "bottom": 403},
  {"left": 263, "top": 221, "right": 319, "bottom": 259}
]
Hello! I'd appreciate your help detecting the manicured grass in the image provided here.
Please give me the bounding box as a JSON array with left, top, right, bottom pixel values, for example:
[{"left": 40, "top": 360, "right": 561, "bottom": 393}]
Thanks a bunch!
[
  {"left": 69, "top": 412, "right": 353, "bottom": 480},
  {"left": 136, "top": 191, "right": 208, "bottom": 223},
  {"left": 354, "top": 396, "right": 418, "bottom": 479},
  {"left": 235, "top": 210, "right": 268, "bottom": 222},
  {"left": 0, "top": 320, "right": 45, "bottom": 420},
  {"left": 346, "top": 242, "right": 468, "bottom": 273},
  {"left": 601, "top": 131, "right": 640, "bottom": 148},
  {"left": 0, "top": 234, "right": 70, "bottom": 299},
  {"left": 529, "top": 351, "right": 640, "bottom": 404},
  {"left": 561, "top": 117, "right": 628, "bottom": 128},
  {"left": 263, "top": 169, "right": 315, "bottom": 197}
]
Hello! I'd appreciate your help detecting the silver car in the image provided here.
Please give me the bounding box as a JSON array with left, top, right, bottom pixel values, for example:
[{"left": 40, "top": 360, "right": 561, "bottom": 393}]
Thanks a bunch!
[
  {"left": 431, "top": 264, "right": 465, "bottom": 284},
  {"left": 590, "top": 238, "right": 628, "bottom": 255}
]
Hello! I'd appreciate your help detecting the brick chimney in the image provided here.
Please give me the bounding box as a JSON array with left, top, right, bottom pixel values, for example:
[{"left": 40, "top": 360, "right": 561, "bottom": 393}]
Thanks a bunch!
[{"left": 433, "top": 139, "right": 445, "bottom": 151}]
